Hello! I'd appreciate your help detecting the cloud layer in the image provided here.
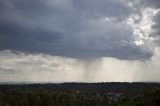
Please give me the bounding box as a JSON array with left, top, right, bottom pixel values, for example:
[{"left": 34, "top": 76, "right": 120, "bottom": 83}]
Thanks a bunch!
[
  {"left": 0, "top": 0, "right": 159, "bottom": 60},
  {"left": 0, "top": 0, "right": 160, "bottom": 82},
  {"left": 0, "top": 49, "right": 160, "bottom": 82}
]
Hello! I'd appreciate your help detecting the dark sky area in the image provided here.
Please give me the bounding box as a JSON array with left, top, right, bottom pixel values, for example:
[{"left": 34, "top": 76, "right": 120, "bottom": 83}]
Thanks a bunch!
[{"left": 0, "top": 0, "right": 159, "bottom": 60}]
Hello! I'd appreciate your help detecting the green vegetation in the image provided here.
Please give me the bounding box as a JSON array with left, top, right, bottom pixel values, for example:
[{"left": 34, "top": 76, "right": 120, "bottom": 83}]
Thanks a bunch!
[{"left": 0, "top": 83, "right": 160, "bottom": 106}]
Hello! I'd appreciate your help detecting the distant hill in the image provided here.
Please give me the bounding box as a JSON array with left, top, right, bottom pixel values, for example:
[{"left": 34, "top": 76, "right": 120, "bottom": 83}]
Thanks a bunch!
[{"left": 0, "top": 82, "right": 160, "bottom": 91}]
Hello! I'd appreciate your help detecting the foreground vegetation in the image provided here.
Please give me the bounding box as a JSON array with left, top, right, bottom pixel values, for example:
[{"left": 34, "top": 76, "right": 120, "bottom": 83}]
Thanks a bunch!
[{"left": 0, "top": 83, "right": 160, "bottom": 106}]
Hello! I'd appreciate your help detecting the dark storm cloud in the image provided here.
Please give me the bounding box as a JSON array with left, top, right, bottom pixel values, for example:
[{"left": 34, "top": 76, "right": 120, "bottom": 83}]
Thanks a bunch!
[
  {"left": 0, "top": 0, "right": 156, "bottom": 60},
  {"left": 151, "top": 12, "right": 160, "bottom": 46},
  {"left": 141, "top": 0, "right": 160, "bottom": 8},
  {"left": 0, "top": 22, "right": 63, "bottom": 54},
  {"left": 73, "top": 0, "right": 133, "bottom": 20}
]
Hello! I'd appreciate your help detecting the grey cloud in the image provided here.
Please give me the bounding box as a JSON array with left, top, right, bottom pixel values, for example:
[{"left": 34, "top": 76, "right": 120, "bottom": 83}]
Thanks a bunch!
[
  {"left": 0, "top": 65, "right": 17, "bottom": 74},
  {"left": 73, "top": 0, "right": 133, "bottom": 20},
  {"left": 152, "top": 19, "right": 160, "bottom": 46},
  {"left": 141, "top": 0, "right": 160, "bottom": 8},
  {"left": 0, "top": 50, "right": 160, "bottom": 82},
  {"left": 0, "top": 22, "right": 63, "bottom": 54},
  {"left": 144, "top": 0, "right": 160, "bottom": 46},
  {"left": 0, "top": 0, "right": 157, "bottom": 60},
  {"left": 152, "top": 11, "right": 160, "bottom": 39}
]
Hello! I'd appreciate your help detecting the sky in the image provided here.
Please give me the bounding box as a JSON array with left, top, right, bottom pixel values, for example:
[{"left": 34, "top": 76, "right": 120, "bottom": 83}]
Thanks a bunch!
[{"left": 0, "top": 0, "right": 160, "bottom": 82}]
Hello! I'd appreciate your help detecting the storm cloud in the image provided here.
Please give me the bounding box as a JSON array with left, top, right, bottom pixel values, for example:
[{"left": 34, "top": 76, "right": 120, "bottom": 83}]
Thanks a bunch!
[
  {"left": 0, "top": 0, "right": 159, "bottom": 60},
  {"left": 0, "top": 0, "right": 160, "bottom": 82}
]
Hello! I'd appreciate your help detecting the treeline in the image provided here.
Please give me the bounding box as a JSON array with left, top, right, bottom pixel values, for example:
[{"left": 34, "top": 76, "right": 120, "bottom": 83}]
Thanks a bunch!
[
  {"left": 0, "top": 89, "right": 109, "bottom": 106},
  {"left": 0, "top": 83, "right": 160, "bottom": 106},
  {"left": 1, "top": 82, "right": 160, "bottom": 90}
]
